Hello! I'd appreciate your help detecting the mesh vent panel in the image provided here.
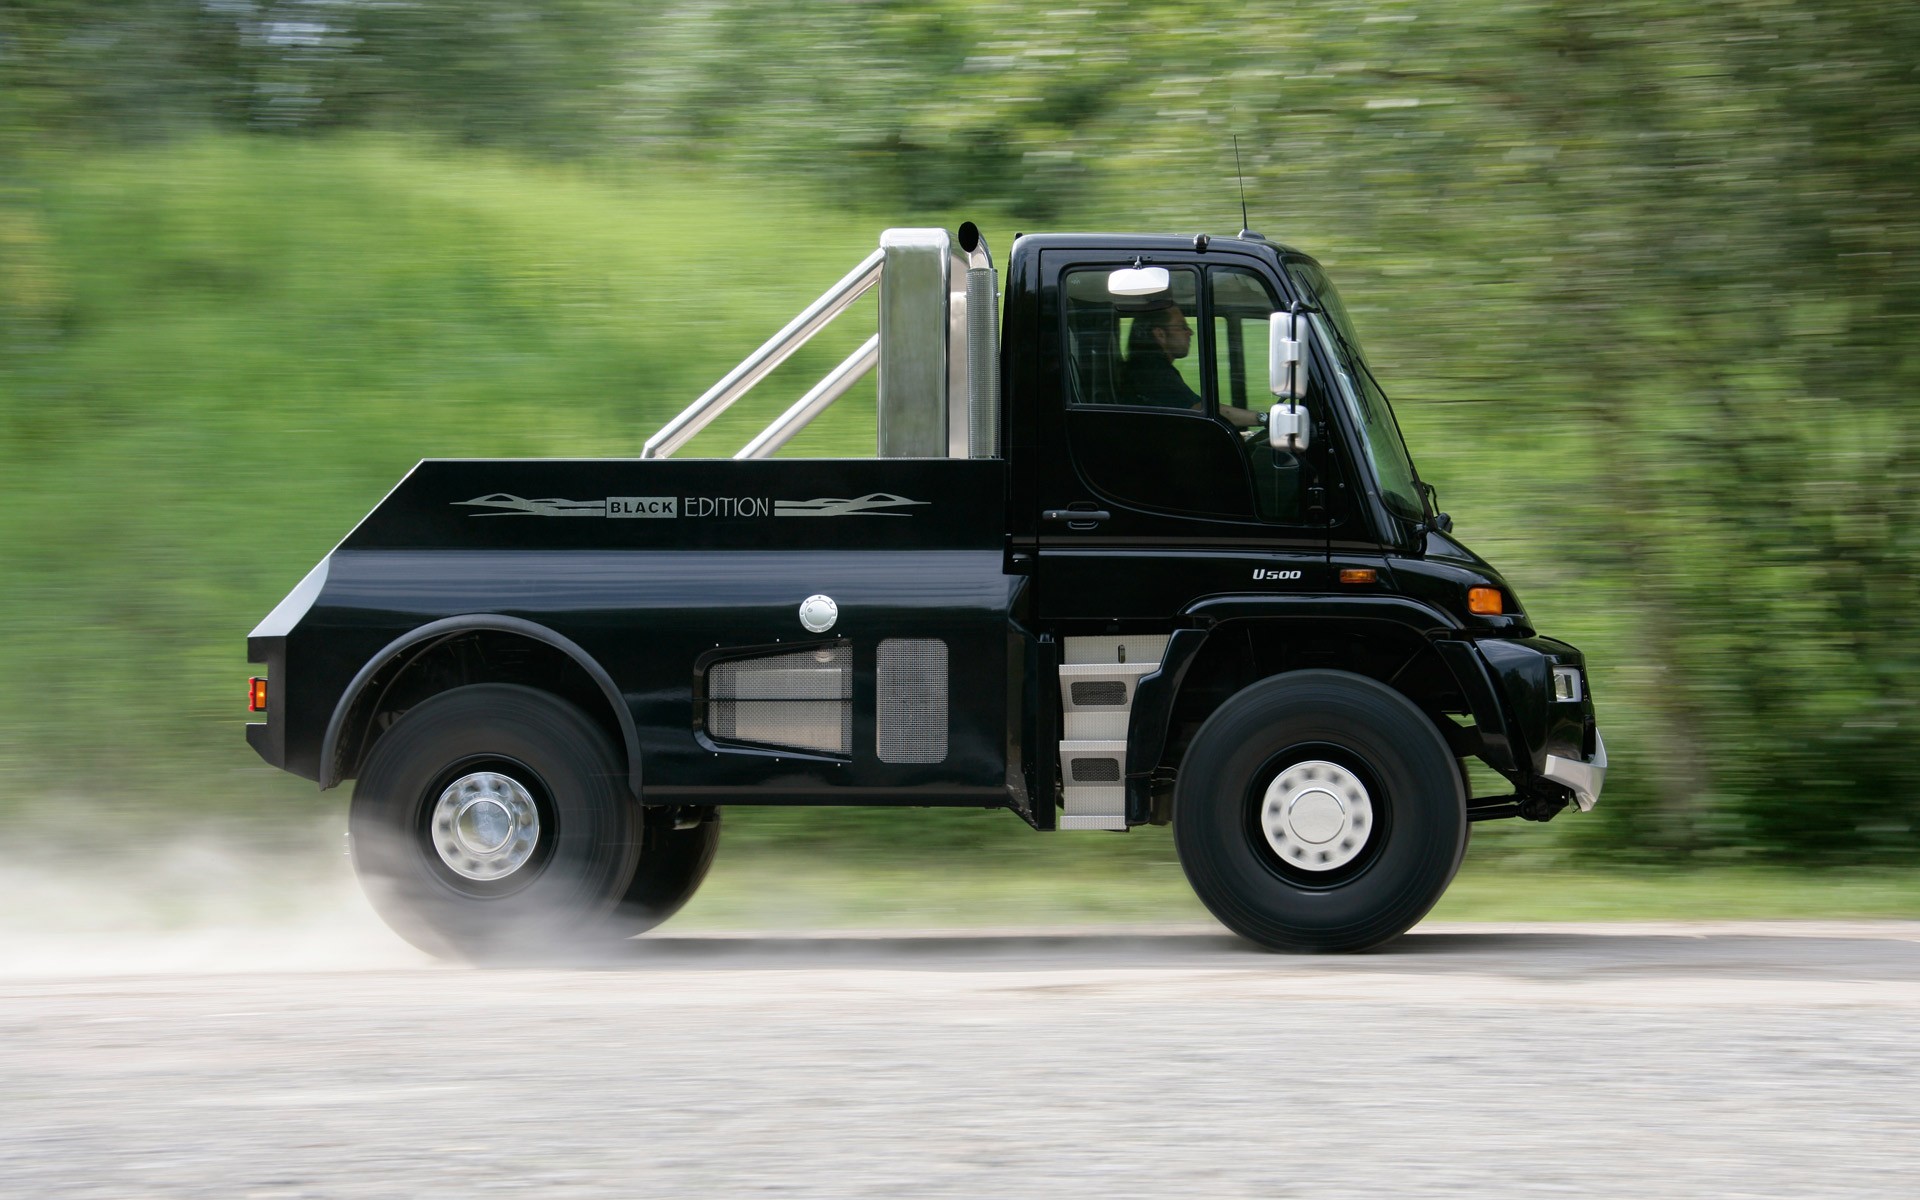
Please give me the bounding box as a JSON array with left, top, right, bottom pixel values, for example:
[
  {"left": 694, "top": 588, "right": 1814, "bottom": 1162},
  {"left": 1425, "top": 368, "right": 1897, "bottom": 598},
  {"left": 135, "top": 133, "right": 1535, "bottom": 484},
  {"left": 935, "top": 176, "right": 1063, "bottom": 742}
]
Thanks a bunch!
[
  {"left": 708, "top": 645, "right": 851, "bottom": 701},
  {"left": 1070, "top": 680, "right": 1128, "bottom": 707},
  {"left": 1071, "top": 757, "right": 1121, "bottom": 783},
  {"left": 706, "top": 644, "right": 850, "bottom": 754},
  {"left": 876, "top": 639, "right": 948, "bottom": 764},
  {"left": 706, "top": 700, "right": 850, "bottom": 754}
]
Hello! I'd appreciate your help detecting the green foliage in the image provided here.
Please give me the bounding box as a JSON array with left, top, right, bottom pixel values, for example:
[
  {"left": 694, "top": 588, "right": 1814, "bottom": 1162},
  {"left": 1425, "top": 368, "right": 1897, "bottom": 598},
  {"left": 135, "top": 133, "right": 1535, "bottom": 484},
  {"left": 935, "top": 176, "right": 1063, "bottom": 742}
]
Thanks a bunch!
[
  {"left": 3, "top": 1, "right": 1918, "bottom": 864},
  {"left": 0, "top": 136, "right": 899, "bottom": 804}
]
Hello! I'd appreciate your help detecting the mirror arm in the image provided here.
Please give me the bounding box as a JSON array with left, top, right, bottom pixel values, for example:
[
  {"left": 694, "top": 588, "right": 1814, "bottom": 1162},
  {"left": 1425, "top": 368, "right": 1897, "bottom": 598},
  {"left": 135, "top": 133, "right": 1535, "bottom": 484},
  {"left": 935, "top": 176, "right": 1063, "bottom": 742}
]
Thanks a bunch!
[{"left": 1418, "top": 481, "right": 1453, "bottom": 535}]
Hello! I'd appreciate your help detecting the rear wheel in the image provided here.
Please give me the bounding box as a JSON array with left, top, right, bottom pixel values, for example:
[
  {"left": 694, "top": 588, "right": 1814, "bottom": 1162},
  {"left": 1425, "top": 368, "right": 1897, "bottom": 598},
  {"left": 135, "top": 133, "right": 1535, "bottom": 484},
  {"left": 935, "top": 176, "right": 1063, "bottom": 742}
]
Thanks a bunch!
[
  {"left": 349, "top": 683, "right": 640, "bottom": 960},
  {"left": 1173, "top": 670, "right": 1466, "bottom": 953},
  {"left": 611, "top": 809, "right": 721, "bottom": 937}
]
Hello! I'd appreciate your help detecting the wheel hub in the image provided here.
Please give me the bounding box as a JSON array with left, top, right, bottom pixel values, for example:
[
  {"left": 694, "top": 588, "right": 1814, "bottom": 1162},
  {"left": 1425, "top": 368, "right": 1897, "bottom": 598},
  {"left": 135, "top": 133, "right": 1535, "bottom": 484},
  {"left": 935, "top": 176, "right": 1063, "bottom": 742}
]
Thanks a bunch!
[
  {"left": 431, "top": 771, "right": 540, "bottom": 881},
  {"left": 1260, "top": 760, "right": 1373, "bottom": 872},
  {"left": 1287, "top": 789, "right": 1347, "bottom": 843}
]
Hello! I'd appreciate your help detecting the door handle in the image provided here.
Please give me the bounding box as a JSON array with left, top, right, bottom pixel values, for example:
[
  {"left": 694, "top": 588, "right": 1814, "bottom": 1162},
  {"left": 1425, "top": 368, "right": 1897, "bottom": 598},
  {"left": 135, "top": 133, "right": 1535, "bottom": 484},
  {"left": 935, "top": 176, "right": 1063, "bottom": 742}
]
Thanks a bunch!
[{"left": 1042, "top": 508, "right": 1111, "bottom": 526}]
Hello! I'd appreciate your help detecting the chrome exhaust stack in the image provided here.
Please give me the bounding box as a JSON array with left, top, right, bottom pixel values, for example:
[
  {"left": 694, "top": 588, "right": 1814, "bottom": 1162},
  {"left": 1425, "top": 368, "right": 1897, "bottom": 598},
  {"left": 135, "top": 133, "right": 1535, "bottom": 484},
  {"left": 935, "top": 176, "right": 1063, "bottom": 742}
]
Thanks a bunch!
[{"left": 958, "top": 221, "right": 1000, "bottom": 459}]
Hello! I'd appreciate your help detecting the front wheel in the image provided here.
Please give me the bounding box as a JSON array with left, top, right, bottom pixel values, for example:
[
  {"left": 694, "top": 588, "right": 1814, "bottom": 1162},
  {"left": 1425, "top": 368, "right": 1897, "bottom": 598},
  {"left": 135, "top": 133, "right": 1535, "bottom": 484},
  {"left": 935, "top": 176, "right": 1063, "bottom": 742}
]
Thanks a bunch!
[
  {"left": 1174, "top": 670, "right": 1466, "bottom": 953},
  {"left": 349, "top": 683, "right": 641, "bottom": 960}
]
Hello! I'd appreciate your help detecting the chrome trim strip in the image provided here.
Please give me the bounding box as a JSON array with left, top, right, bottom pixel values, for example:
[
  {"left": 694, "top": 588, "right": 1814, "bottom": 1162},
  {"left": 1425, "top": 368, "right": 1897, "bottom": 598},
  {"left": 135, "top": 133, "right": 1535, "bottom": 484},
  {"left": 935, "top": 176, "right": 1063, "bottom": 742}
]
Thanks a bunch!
[{"left": 1542, "top": 729, "right": 1607, "bottom": 812}]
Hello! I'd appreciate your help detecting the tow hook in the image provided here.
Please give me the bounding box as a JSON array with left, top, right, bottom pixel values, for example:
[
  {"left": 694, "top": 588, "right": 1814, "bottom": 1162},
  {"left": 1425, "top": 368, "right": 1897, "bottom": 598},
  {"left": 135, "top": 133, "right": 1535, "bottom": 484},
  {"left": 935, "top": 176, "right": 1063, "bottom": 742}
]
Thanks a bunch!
[
  {"left": 1466, "top": 783, "right": 1573, "bottom": 824},
  {"left": 1515, "top": 785, "right": 1572, "bottom": 823}
]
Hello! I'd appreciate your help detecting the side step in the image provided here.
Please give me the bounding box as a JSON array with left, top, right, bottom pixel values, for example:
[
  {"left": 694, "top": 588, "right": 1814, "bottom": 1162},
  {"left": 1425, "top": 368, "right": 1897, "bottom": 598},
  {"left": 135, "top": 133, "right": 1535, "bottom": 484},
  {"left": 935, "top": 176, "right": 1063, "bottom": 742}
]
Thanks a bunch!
[{"left": 1056, "top": 636, "right": 1169, "bottom": 831}]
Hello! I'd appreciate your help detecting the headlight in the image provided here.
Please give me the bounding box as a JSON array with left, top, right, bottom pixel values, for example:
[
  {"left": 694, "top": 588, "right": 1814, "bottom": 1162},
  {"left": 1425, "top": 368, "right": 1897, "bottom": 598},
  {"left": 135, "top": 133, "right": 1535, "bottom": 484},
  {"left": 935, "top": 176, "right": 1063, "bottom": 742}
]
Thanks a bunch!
[{"left": 1551, "top": 666, "right": 1583, "bottom": 703}]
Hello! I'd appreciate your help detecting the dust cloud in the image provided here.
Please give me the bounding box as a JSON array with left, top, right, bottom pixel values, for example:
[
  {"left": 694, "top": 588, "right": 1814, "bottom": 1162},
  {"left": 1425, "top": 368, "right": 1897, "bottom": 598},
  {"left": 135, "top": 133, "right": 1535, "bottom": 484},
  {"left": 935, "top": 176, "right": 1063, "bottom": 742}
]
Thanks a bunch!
[{"left": 0, "top": 808, "right": 429, "bottom": 978}]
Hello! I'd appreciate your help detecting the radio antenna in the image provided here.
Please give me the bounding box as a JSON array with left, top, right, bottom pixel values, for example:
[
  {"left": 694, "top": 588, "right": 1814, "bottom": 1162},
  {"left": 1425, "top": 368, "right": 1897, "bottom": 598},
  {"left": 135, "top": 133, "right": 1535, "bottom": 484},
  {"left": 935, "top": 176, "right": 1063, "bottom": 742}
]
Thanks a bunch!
[{"left": 1233, "top": 135, "right": 1252, "bottom": 237}]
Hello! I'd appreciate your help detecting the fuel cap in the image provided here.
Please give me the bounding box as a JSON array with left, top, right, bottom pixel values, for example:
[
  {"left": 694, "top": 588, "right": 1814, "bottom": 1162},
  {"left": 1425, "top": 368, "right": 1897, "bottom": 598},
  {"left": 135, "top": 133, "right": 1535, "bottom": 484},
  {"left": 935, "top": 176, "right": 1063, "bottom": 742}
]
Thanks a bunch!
[{"left": 798, "top": 594, "right": 838, "bottom": 633}]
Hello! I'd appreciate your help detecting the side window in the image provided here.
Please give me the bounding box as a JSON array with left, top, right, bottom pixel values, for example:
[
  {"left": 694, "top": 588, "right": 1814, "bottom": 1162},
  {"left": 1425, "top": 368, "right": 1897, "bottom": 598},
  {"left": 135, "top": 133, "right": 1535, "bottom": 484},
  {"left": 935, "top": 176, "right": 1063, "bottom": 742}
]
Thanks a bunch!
[
  {"left": 1211, "top": 268, "right": 1274, "bottom": 424},
  {"left": 1063, "top": 267, "right": 1203, "bottom": 411},
  {"left": 1210, "top": 266, "right": 1315, "bottom": 525}
]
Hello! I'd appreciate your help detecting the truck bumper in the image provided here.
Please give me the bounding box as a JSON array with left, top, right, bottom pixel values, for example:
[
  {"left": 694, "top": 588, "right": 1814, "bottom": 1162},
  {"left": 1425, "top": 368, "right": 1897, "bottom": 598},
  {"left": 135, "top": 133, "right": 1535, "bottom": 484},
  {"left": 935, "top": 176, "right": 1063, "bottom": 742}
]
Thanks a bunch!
[
  {"left": 246, "top": 720, "right": 274, "bottom": 765},
  {"left": 1542, "top": 729, "right": 1606, "bottom": 812}
]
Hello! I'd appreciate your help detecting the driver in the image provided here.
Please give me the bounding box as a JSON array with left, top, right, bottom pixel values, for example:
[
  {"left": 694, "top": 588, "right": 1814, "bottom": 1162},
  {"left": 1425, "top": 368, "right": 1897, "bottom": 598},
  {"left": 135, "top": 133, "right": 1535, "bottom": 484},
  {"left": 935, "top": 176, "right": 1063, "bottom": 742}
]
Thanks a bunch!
[
  {"left": 1122, "top": 300, "right": 1265, "bottom": 428},
  {"left": 1122, "top": 301, "right": 1201, "bottom": 410}
]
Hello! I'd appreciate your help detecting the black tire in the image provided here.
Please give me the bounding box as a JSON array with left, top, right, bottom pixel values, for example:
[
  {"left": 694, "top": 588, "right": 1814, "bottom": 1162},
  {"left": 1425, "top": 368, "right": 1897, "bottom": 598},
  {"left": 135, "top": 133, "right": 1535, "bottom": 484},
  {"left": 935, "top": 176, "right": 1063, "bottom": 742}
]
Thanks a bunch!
[
  {"left": 349, "top": 683, "right": 640, "bottom": 960},
  {"left": 609, "top": 809, "right": 721, "bottom": 936},
  {"left": 1173, "top": 670, "right": 1466, "bottom": 953}
]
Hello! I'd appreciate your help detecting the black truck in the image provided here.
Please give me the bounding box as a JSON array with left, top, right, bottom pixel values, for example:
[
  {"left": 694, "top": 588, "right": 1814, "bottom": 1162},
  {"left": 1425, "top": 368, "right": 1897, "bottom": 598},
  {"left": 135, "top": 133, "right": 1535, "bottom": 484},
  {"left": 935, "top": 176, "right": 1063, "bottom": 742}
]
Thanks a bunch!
[{"left": 246, "top": 222, "right": 1605, "bottom": 956}]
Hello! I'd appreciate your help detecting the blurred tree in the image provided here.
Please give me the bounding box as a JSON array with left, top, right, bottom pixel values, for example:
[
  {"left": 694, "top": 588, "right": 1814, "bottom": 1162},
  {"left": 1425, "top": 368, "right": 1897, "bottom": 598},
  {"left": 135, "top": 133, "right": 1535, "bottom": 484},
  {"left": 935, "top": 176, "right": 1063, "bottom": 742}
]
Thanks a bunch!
[
  {"left": 621, "top": 0, "right": 1920, "bottom": 857},
  {"left": 0, "top": 1, "right": 633, "bottom": 152}
]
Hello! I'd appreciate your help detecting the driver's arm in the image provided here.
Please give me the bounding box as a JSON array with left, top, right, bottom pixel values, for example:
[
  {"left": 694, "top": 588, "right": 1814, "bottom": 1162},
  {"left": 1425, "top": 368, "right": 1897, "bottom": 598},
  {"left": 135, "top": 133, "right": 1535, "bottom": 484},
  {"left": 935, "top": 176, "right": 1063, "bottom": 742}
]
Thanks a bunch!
[{"left": 1219, "top": 404, "right": 1264, "bottom": 429}]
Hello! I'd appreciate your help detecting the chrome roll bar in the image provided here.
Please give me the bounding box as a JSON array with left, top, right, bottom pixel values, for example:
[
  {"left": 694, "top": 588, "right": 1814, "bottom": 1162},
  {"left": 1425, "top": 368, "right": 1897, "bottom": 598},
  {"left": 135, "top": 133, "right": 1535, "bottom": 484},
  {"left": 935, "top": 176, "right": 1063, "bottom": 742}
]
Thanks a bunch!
[
  {"left": 732, "top": 334, "right": 879, "bottom": 460},
  {"left": 642, "top": 248, "right": 884, "bottom": 459}
]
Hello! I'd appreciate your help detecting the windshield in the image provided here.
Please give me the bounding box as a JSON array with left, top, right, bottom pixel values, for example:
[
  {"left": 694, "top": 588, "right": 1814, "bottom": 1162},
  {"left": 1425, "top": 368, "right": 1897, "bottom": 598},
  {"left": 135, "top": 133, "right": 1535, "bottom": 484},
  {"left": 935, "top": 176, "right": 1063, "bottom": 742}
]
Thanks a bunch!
[{"left": 1285, "top": 258, "right": 1426, "bottom": 524}]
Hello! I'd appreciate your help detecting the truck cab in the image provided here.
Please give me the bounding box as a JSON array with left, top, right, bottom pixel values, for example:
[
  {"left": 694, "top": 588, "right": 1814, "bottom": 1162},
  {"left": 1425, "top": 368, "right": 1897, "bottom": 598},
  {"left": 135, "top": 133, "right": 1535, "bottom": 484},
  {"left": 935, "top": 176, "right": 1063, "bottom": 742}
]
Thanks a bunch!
[{"left": 246, "top": 223, "right": 1605, "bottom": 958}]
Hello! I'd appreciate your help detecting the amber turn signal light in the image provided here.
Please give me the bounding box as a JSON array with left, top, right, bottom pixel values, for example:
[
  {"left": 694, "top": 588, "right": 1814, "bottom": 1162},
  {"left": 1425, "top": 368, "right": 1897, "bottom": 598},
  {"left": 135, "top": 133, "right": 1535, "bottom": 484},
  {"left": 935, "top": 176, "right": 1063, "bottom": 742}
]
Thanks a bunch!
[
  {"left": 248, "top": 677, "right": 269, "bottom": 712},
  {"left": 1339, "top": 568, "right": 1377, "bottom": 585},
  {"left": 1467, "top": 587, "right": 1504, "bottom": 615}
]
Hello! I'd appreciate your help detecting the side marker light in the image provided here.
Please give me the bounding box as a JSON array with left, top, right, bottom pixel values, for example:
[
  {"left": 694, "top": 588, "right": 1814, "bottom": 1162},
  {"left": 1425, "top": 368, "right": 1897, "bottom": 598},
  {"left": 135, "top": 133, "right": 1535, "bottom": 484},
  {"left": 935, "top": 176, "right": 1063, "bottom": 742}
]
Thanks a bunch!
[
  {"left": 1339, "top": 568, "right": 1378, "bottom": 585},
  {"left": 249, "top": 677, "right": 269, "bottom": 712},
  {"left": 1467, "top": 587, "right": 1503, "bottom": 616}
]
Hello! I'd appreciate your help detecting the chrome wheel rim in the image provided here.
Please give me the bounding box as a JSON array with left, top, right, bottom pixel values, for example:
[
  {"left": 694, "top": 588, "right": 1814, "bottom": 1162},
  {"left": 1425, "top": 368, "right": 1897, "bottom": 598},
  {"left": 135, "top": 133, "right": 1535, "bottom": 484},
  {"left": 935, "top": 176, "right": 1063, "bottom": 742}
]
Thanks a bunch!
[
  {"left": 1258, "top": 759, "right": 1373, "bottom": 872},
  {"left": 430, "top": 771, "right": 541, "bottom": 881}
]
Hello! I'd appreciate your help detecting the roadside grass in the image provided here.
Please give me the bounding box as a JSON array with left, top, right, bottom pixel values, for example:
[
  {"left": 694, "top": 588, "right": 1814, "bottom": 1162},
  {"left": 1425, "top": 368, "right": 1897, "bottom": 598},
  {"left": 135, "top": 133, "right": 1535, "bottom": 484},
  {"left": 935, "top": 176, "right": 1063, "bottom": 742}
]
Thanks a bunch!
[
  {"left": 679, "top": 806, "right": 1920, "bottom": 928},
  {"left": 1434, "top": 863, "right": 1920, "bottom": 923},
  {"left": 674, "top": 851, "right": 1920, "bottom": 931},
  {"left": 7, "top": 798, "right": 1917, "bottom": 939}
]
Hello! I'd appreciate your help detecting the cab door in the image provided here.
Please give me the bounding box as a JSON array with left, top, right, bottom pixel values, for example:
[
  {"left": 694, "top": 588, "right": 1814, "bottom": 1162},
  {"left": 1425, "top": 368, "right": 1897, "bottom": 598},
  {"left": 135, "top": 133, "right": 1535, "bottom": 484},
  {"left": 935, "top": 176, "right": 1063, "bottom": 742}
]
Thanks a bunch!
[{"left": 1032, "top": 249, "right": 1338, "bottom": 623}]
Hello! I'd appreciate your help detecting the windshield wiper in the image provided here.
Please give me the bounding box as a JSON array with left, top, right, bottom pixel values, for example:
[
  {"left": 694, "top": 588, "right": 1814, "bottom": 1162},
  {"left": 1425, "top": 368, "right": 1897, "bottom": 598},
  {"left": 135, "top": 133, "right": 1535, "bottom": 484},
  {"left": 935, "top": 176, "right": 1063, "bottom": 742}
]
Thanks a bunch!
[
  {"left": 1304, "top": 293, "right": 1397, "bottom": 416},
  {"left": 1297, "top": 284, "right": 1439, "bottom": 530}
]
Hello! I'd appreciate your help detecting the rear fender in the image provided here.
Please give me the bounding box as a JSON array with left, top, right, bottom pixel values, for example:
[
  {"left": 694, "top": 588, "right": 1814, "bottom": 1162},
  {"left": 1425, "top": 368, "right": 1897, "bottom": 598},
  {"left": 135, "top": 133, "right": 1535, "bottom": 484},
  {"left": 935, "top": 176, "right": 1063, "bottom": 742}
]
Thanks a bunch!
[{"left": 319, "top": 614, "right": 643, "bottom": 796}]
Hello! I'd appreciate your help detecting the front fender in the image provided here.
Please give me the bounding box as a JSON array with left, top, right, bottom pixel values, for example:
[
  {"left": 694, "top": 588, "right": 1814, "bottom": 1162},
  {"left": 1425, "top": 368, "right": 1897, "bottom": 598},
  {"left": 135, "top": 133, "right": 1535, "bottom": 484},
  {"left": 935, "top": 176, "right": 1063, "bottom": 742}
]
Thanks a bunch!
[
  {"left": 1183, "top": 592, "right": 1462, "bottom": 637},
  {"left": 1475, "top": 635, "right": 1599, "bottom": 780}
]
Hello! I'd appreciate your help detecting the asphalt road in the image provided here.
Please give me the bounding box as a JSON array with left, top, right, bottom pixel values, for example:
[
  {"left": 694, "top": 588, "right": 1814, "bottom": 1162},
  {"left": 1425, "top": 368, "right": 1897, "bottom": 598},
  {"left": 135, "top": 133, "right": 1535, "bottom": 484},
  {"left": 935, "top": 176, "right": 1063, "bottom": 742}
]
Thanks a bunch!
[{"left": 5, "top": 922, "right": 1920, "bottom": 1198}]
